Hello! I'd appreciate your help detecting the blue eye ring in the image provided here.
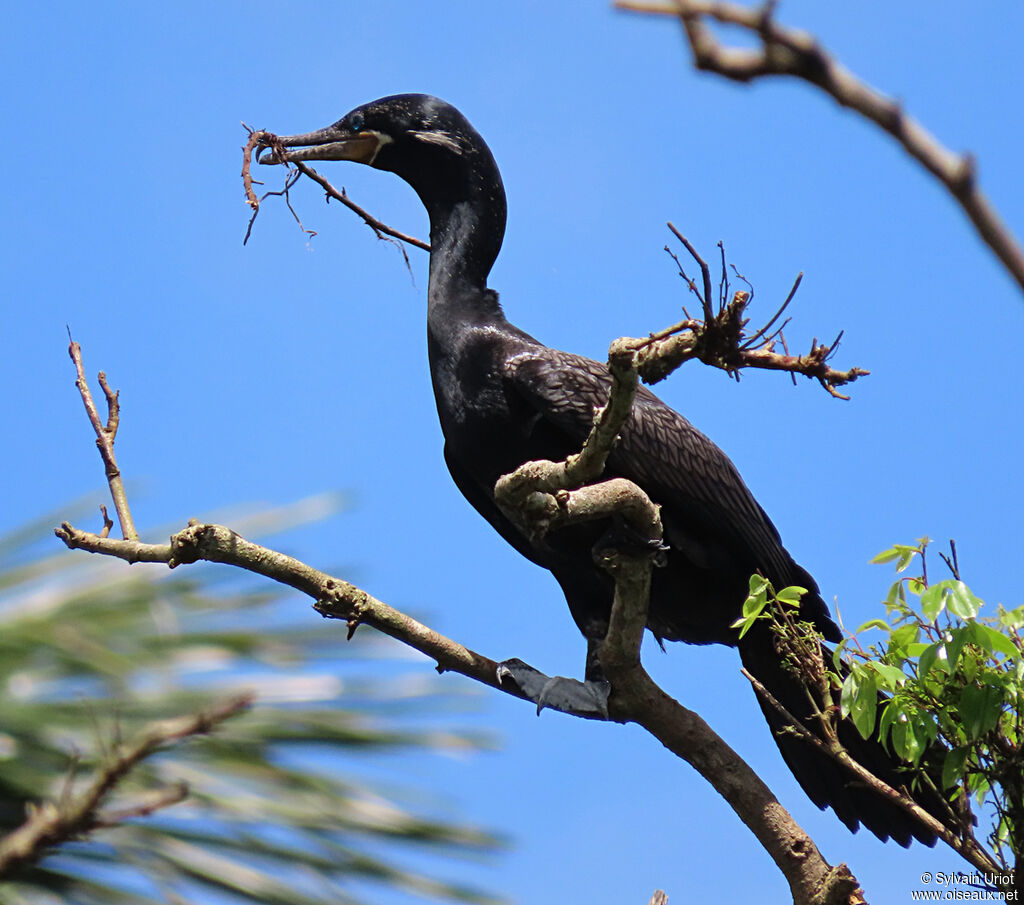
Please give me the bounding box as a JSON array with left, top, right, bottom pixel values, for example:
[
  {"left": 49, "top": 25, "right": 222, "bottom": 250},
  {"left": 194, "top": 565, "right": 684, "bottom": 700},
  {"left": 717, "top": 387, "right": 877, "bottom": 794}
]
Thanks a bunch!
[{"left": 350, "top": 113, "right": 364, "bottom": 132}]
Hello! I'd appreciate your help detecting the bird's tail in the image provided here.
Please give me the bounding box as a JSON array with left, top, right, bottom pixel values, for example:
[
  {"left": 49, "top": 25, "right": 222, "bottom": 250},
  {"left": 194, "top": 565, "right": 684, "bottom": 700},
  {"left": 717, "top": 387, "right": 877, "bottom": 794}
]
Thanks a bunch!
[{"left": 737, "top": 623, "right": 953, "bottom": 846}]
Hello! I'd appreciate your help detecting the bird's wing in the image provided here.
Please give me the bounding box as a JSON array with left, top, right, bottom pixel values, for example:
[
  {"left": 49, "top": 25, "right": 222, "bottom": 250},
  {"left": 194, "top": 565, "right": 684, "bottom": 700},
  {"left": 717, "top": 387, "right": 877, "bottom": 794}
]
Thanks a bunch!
[{"left": 502, "top": 347, "right": 796, "bottom": 583}]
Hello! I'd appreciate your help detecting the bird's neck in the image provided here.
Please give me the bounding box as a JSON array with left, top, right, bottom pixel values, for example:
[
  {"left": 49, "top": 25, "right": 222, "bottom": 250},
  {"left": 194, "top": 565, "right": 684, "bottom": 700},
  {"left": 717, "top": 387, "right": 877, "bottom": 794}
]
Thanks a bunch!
[{"left": 426, "top": 198, "right": 504, "bottom": 322}]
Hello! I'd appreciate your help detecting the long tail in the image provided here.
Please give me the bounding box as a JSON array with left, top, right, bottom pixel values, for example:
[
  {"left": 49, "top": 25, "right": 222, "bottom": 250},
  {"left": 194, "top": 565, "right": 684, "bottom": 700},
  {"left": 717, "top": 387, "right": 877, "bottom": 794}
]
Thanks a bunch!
[{"left": 737, "top": 623, "right": 951, "bottom": 846}]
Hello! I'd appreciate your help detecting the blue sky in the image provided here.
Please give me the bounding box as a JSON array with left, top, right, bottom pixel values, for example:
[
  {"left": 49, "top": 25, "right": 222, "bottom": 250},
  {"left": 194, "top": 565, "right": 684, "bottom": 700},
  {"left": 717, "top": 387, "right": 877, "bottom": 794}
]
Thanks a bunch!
[{"left": 3, "top": 1, "right": 1023, "bottom": 903}]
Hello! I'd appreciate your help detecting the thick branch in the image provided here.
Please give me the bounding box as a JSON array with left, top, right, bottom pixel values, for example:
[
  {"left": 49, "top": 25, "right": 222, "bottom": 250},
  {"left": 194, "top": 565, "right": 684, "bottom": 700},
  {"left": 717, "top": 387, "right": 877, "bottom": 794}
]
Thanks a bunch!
[
  {"left": 493, "top": 345, "right": 657, "bottom": 541},
  {"left": 0, "top": 695, "right": 251, "bottom": 876},
  {"left": 613, "top": 660, "right": 860, "bottom": 904},
  {"left": 54, "top": 521, "right": 524, "bottom": 700},
  {"left": 616, "top": 0, "right": 1024, "bottom": 296}
]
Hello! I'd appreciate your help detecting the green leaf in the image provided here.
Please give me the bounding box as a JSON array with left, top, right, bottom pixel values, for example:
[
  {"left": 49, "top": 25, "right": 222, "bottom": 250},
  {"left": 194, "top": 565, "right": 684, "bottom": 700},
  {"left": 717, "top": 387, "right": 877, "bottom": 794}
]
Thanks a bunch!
[
  {"left": 889, "top": 706, "right": 932, "bottom": 765},
  {"left": 1000, "top": 605, "right": 1024, "bottom": 630},
  {"left": 870, "top": 543, "right": 921, "bottom": 572},
  {"left": 877, "top": 699, "right": 897, "bottom": 747},
  {"left": 748, "top": 574, "right": 770, "bottom": 596},
  {"left": 840, "top": 667, "right": 877, "bottom": 740},
  {"left": 896, "top": 549, "right": 916, "bottom": 573},
  {"left": 889, "top": 624, "right": 919, "bottom": 656},
  {"left": 920, "top": 583, "right": 947, "bottom": 622},
  {"left": 775, "top": 585, "right": 807, "bottom": 607},
  {"left": 971, "top": 622, "right": 1020, "bottom": 659},
  {"left": 918, "top": 641, "right": 949, "bottom": 678},
  {"left": 941, "top": 747, "right": 970, "bottom": 791},
  {"left": 960, "top": 647, "right": 980, "bottom": 683},
  {"left": 733, "top": 579, "right": 770, "bottom": 639},
  {"left": 855, "top": 619, "right": 891, "bottom": 634},
  {"left": 840, "top": 670, "right": 859, "bottom": 718},
  {"left": 967, "top": 770, "right": 991, "bottom": 806},
  {"left": 943, "top": 627, "right": 970, "bottom": 671},
  {"left": 866, "top": 662, "right": 907, "bottom": 691},
  {"left": 906, "top": 578, "right": 926, "bottom": 597},
  {"left": 885, "top": 579, "right": 908, "bottom": 613},
  {"left": 946, "top": 580, "right": 982, "bottom": 619},
  {"left": 959, "top": 683, "right": 1005, "bottom": 739},
  {"left": 890, "top": 714, "right": 923, "bottom": 763},
  {"left": 831, "top": 639, "right": 848, "bottom": 672}
]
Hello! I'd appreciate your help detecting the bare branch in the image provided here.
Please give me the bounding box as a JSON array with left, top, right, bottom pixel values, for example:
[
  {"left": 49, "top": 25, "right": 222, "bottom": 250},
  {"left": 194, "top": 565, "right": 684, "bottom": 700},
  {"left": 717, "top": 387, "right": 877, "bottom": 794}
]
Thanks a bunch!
[
  {"left": 616, "top": 0, "right": 1024, "bottom": 296},
  {"left": 55, "top": 520, "right": 523, "bottom": 700},
  {"left": 67, "top": 336, "right": 138, "bottom": 541},
  {"left": 667, "top": 223, "right": 714, "bottom": 321},
  {"left": 0, "top": 695, "right": 251, "bottom": 876},
  {"left": 92, "top": 784, "right": 191, "bottom": 828},
  {"left": 240, "top": 124, "right": 263, "bottom": 210},
  {"left": 741, "top": 272, "right": 801, "bottom": 350}
]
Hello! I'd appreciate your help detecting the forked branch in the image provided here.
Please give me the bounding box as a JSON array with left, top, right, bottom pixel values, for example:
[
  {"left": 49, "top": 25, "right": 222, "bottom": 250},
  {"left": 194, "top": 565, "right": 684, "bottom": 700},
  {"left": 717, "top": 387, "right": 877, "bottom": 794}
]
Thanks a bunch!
[{"left": 67, "top": 337, "right": 137, "bottom": 541}]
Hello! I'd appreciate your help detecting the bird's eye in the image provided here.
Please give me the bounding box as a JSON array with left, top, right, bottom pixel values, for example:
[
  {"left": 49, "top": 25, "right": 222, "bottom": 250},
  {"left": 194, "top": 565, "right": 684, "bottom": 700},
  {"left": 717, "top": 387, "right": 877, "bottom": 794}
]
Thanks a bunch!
[{"left": 350, "top": 113, "right": 364, "bottom": 133}]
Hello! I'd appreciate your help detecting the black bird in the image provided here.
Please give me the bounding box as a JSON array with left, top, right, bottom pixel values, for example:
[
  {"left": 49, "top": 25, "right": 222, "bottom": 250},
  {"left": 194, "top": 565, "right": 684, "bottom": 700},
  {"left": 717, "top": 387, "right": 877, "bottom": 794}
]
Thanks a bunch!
[{"left": 260, "top": 94, "right": 947, "bottom": 846}]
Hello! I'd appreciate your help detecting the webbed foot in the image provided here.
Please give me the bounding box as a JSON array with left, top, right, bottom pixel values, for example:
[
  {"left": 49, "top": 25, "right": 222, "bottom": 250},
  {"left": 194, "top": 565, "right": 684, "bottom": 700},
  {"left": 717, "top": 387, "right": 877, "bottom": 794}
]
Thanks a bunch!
[{"left": 496, "top": 658, "right": 610, "bottom": 719}]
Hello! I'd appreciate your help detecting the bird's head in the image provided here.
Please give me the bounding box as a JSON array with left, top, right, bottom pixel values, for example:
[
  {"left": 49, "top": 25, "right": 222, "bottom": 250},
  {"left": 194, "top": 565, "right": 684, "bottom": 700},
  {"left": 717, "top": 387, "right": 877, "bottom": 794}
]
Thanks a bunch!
[
  {"left": 259, "top": 94, "right": 507, "bottom": 282},
  {"left": 258, "top": 94, "right": 496, "bottom": 202}
]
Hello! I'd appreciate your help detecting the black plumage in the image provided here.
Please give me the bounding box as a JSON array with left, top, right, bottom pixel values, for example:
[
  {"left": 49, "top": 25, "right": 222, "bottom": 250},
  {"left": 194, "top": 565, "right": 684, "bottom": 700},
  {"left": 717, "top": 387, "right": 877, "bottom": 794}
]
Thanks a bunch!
[{"left": 261, "top": 94, "right": 948, "bottom": 846}]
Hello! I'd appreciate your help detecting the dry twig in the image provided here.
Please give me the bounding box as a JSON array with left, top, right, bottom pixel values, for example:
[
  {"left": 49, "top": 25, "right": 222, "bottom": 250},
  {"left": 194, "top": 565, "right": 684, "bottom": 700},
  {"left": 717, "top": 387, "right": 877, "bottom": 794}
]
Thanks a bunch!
[
  {"left": 240, "top": 126, "right": 429, "bottom": 262},
  {"left": 67, "top": 336, "right": 138, "bottom": 541},
  {"left": 624, "top": 225, "right": 869, "bottom": 398},
  {"left": 616, "top": 0, "right": 1024, "bottom": 296}
]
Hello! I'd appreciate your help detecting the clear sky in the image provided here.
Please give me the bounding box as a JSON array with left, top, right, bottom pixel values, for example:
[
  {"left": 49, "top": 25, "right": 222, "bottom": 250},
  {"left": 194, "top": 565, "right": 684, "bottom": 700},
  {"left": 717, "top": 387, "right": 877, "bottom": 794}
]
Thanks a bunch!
[{"left": 3, "top": 1, "right": 1023, "bottom": 903}]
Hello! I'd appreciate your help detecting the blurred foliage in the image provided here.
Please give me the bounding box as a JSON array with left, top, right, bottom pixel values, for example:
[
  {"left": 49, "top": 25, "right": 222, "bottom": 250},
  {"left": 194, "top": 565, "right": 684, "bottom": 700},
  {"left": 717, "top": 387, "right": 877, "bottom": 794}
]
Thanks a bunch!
[{"left": 0, "top": 497, "right": 504, "bottom": 905}]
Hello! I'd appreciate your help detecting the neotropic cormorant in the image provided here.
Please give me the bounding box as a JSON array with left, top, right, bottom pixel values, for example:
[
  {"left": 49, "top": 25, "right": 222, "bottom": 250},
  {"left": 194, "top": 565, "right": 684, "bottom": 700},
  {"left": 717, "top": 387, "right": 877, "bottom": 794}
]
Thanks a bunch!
[{"left": 260, "top": 94, "right": 947, "bottom": 846}]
